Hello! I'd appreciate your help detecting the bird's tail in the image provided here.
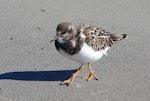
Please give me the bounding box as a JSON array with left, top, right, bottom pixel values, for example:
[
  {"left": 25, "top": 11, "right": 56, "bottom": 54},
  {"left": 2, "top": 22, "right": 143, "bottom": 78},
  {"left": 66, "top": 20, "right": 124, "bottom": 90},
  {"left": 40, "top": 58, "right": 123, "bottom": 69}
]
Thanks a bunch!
[{"left": 109, "top": 33, "right": 127, "bottom": 43}]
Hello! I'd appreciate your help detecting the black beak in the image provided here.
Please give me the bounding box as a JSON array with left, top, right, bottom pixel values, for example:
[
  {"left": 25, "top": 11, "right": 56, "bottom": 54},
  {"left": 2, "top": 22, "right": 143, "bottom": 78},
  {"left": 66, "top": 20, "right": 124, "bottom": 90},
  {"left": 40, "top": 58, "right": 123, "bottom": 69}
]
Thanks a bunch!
[{"left": 50, "top": 35, "right": 58, "bottom": 42}]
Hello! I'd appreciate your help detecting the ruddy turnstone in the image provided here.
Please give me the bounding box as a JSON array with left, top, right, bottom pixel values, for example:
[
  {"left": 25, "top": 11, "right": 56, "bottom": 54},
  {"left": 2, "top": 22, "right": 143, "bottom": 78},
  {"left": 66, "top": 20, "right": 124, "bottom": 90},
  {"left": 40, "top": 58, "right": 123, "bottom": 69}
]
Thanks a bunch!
[{"left": 50, "top": 22, "right": 127, "bottom": 85}]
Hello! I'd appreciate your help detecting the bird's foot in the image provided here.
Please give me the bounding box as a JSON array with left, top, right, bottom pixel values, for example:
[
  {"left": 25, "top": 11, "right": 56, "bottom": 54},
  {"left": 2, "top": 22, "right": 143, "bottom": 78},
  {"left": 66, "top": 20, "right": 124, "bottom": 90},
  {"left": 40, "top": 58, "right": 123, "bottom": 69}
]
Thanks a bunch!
[
  {"left": 84, "top": 72, "right": 99, "bottom": 81},
  {"left": 60, "top": 66, "right": 83, "bottom": 86},
  {"left": 60, "top": 77, "right": 74, "bottom": 86},
  {"left": 84, "top": 63, "right": 99, "bottom": 81}
]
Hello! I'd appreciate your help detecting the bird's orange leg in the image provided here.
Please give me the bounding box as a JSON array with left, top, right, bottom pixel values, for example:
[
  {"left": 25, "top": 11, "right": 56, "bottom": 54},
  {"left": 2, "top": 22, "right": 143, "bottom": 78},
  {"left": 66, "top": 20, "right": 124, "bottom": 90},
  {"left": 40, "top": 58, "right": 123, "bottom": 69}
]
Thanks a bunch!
[
  {"left": 84, "top": 63, "right": 98, "bottom": 81},
  {"left": 61, "top": 66, "right": 83, "bottom": 86}
]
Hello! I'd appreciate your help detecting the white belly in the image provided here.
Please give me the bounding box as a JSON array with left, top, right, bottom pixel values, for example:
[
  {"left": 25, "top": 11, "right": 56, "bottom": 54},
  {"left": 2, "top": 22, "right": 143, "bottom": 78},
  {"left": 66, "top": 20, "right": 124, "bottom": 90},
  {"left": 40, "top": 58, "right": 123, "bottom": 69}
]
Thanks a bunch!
[{"left": 59, "top": 42, "right": 109, "bottom": 64}]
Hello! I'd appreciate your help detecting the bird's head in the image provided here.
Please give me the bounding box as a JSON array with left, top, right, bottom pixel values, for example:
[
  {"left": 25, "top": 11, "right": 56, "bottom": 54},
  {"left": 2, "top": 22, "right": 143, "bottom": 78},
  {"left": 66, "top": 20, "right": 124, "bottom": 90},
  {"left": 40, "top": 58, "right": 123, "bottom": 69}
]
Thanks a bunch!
[{"left": 50, "top": 22, "right": 73, "bottom": 43}]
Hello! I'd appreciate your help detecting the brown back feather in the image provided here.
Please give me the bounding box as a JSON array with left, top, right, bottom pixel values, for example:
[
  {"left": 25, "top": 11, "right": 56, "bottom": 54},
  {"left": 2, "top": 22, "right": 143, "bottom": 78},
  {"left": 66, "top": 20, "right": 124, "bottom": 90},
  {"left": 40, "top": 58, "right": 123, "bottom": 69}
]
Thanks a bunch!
[{"left": 82, "top": 26, "right": 114, "bottom": 51}]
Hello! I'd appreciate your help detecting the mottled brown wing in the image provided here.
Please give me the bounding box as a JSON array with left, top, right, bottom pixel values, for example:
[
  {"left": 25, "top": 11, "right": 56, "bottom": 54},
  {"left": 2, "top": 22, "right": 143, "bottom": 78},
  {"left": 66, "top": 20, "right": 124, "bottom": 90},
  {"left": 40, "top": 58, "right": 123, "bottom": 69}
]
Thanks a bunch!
[{"left": 82, "top": 26, "right": 114, "bottom": 51}]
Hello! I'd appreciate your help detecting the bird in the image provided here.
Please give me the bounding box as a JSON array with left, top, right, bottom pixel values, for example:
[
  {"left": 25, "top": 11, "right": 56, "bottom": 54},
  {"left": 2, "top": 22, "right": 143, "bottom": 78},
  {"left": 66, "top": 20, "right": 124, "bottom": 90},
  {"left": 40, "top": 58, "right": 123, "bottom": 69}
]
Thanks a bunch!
[{"left": 50, "top": 22, "right": 127, "bottom": 86}]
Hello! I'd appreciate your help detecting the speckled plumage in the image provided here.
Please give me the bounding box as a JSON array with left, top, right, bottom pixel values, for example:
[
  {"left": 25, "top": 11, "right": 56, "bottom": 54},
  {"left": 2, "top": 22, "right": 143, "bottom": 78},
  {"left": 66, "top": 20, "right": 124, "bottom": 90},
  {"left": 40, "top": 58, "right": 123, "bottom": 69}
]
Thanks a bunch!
[
  {"left": 50, "top": 22, "right": 127, "bottom": 85},
  {"left": 54, "top": 22, "right": 126, "bottom": 56}
]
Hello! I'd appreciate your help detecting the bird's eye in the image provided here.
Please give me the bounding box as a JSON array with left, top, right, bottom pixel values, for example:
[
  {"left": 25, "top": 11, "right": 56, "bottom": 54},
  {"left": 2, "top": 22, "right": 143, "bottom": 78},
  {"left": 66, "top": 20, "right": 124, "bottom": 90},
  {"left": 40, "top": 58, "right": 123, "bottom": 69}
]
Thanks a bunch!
[{"left": 62, "top": 31, "right": 67, "bottom": 34}]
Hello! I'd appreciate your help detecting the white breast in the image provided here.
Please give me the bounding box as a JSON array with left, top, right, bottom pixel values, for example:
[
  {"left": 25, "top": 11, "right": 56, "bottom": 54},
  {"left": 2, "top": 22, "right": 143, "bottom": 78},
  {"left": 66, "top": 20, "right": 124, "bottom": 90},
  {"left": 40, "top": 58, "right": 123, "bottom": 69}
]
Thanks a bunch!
[{"left": 59, "top": 42, "right": 109, "bottom": 65}]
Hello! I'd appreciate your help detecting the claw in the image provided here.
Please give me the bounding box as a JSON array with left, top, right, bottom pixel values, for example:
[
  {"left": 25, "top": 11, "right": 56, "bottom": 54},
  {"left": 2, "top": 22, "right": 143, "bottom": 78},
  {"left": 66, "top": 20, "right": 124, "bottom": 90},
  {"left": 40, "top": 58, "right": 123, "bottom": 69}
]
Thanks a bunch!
[
  {"left": 60, "top": 66, "right": 83, "bottom": 86},
  {"left": 84, "top": 63, "right": 99, "bottom": 81},
  {"left": 60, "top": 78, "right": 74, "bottom": 86},
  {"left": 84, "top": 73, "right": 99, "bottom": 81}
]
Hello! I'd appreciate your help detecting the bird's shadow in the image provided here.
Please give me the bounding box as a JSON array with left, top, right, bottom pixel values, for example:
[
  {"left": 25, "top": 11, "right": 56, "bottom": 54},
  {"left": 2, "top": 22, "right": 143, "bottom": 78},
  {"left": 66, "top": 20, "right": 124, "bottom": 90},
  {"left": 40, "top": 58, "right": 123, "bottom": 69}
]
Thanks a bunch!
[{"left": 0, "top": 69, "right": 77, "bottom": 81}]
